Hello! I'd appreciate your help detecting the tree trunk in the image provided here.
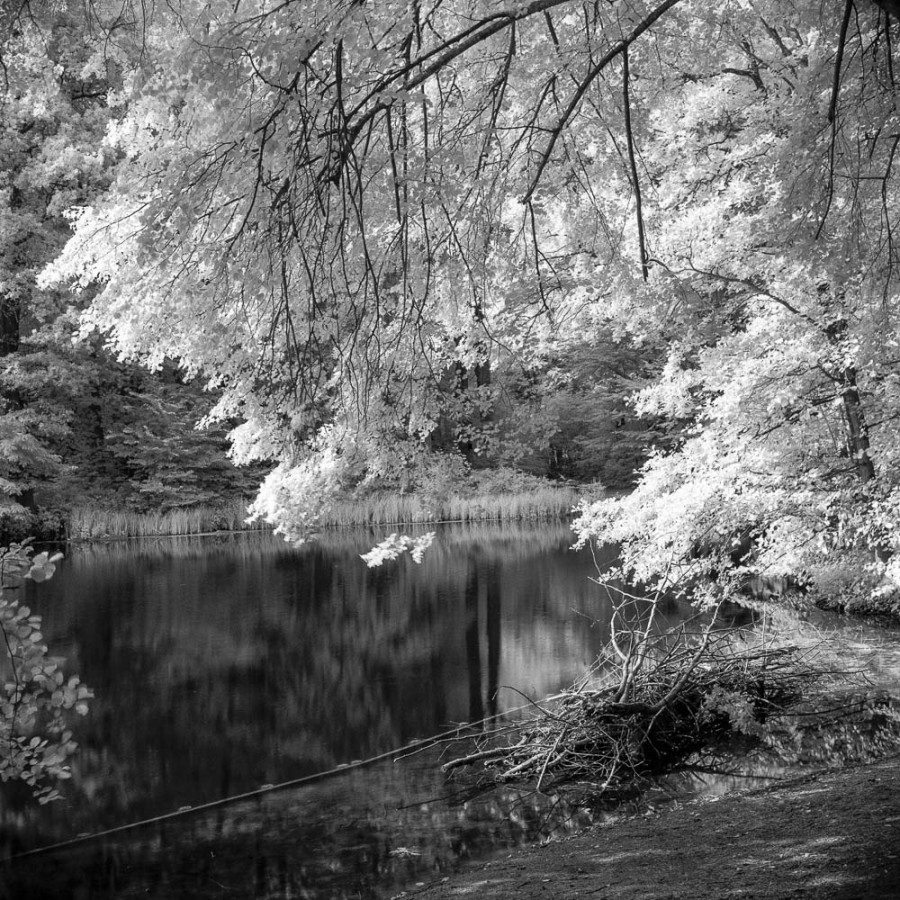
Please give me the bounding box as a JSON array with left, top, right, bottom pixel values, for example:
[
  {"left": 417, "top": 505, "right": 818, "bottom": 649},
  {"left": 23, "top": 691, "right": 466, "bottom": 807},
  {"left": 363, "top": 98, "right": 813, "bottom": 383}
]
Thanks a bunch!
[
  {"left": 0, "top": 297, "right": 19, "bottom": 356},
  {"left": 841, "top": 366, "right": 875, "bottom": 483}
]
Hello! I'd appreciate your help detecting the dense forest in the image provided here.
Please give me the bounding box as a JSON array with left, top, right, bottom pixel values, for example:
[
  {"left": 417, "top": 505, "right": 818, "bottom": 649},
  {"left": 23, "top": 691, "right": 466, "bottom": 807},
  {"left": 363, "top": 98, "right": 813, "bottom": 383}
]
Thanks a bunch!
[{"left": 1, "top": 0, "right": 900, "bottom": 619}]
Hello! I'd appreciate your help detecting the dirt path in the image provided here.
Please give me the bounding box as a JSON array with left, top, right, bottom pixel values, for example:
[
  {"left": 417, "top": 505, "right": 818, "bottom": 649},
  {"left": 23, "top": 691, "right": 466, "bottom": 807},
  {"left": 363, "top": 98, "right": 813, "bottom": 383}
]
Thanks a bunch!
[{"left": 401, "top": 754, "right": 900, "bottom": 899}]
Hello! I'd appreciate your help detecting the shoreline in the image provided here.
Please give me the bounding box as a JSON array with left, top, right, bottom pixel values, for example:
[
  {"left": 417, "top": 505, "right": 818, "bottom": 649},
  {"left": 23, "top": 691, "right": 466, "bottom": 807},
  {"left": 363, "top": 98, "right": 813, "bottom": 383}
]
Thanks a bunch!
[{"left": 408, "top": 753, "right": 900, "bottom": 899}]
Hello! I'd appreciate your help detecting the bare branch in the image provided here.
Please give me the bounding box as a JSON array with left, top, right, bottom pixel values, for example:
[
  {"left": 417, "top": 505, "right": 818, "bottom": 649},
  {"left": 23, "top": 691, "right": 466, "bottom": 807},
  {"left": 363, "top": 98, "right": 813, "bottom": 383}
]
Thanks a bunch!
[
  {"left": 828, "top": 0, "right": 854, "bottom": 125},
  {"left": 622, "top": 47, "right": 649, "bottom": 281}
]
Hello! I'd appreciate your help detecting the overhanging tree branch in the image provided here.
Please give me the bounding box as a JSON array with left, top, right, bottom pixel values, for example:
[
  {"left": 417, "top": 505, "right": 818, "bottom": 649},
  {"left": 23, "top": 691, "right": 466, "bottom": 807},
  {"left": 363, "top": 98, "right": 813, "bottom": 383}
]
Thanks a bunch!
[
  {"left": 817, "top": 0, "right": 854, "bottom": 239},
  {"left": 344, "top": 0, "right": 576, "bottom": 136},
  {"left": 829, "top": 0, "right": 855, "bottom": 124},
  {"left": 523, "top": 0, "right": 684, "bottom": 202},
  {"left": 622, "top": 47, "right": 649, "bottom": 281}
]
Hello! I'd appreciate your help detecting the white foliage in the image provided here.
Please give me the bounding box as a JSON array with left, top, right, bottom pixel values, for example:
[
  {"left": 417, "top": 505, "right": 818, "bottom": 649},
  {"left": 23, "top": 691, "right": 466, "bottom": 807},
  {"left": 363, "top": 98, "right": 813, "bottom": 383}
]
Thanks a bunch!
[{"left": 360, "top": 532, "right": 436, "bottom": 567}]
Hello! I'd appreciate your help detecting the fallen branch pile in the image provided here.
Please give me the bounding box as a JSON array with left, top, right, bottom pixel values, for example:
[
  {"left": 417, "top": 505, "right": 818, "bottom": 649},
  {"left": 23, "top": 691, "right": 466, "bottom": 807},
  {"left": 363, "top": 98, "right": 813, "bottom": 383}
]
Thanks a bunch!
[{"left": 444, "top": 626, "right": 824, "bottom": 793}]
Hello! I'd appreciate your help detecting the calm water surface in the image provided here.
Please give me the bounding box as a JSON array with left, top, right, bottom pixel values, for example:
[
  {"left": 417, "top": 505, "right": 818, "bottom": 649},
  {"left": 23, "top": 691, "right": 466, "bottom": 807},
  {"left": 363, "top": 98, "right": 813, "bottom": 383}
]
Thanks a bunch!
[{"left": 1, "top": 523, "right": 899, "bottom": 899}]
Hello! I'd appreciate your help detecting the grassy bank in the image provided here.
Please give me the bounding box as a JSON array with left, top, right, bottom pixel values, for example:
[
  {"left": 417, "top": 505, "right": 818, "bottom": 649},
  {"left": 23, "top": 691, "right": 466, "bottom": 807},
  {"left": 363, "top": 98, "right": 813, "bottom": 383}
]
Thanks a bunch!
[{"left": 67, "top": 482, "right": 592, "bottom": 540}]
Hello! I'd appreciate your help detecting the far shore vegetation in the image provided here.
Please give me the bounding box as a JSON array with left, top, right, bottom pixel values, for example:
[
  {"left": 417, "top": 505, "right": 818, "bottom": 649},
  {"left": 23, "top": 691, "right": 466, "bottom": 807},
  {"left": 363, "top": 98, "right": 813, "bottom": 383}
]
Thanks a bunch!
[{"left": 63, "top": 475, "right": 596, "bottom": 541}]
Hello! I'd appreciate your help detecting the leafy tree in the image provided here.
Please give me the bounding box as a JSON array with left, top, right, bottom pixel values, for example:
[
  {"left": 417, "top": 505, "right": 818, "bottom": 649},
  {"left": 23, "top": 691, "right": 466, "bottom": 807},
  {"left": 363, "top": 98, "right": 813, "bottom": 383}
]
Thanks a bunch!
[
  {"left": 570, "top": 1, "right": 900, "bottom": 615},
  {"left": 0, "top": 3, "right": 267, "bottom": 530},
  {"left": 0, "top": 1, "right": 117, "bottom": 528},
  {"left": 94, "top": 364, "right": 267, "bottom": 512},
  {"left": 39, "top": 0, "right": 900, "bottom": 612},
  {"left": 494, "top": 331, "right": 671, "bottom": 486},
  {"left": 42, "top": 0, "right": 686, "bottom": 538}
]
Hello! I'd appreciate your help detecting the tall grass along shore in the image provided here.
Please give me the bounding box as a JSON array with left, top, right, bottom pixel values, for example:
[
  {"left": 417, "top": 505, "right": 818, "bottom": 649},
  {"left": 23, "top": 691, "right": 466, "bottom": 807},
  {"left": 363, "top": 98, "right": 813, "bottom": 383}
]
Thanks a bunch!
[
  {"left": 67, "top": 498, "right": 255, "bottom": 540},
  {"left": 67, "top": 482, "right": 591, "bottom": 540},
  {"left": 322, "top": 485, "right": 583, "bottom": 528}
]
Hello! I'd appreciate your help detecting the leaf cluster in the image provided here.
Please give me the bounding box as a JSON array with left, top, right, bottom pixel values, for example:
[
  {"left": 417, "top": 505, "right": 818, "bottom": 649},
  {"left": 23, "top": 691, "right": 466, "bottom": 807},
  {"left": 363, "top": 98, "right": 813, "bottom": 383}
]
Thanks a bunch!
[{"left": 0, "top": 542, "right": 91, "bottom": 803}]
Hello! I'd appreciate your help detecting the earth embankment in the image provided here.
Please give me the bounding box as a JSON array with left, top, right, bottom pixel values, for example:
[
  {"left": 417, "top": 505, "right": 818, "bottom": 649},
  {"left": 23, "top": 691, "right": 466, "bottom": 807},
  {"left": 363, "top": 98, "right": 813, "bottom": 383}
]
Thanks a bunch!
[{"left": 406, "top": 754, "right": 900, "bottom": 899}]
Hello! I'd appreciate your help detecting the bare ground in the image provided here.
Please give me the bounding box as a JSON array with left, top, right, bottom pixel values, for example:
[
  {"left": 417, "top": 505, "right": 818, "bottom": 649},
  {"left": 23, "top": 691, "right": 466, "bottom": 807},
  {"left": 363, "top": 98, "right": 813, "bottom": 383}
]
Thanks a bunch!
[{"left": 400, "top": 753, "right": 900, "bottom": 900}]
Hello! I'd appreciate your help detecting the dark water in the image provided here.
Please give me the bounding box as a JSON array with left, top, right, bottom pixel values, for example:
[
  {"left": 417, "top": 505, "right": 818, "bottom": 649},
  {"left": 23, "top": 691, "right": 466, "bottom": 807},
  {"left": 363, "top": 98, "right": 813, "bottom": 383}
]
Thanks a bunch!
[{"left": 1, "top": 523, "right": 899, "bottom": 899}]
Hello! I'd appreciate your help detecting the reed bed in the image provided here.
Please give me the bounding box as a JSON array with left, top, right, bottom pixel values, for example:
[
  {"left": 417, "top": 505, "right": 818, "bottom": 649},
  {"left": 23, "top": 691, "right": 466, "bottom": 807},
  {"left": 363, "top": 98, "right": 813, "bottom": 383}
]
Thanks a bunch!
[
  {"left": 321, "top": 484, "right": 581, "bottom": 528},
  {"left": 67, "top": 498, "right": 257, "bottom": 540},
  {"left": 443, "top": 627, "right": 827, "bottom": 794},
  {"left": 66, "top": 483, "right": 586, "bottom": 540}
]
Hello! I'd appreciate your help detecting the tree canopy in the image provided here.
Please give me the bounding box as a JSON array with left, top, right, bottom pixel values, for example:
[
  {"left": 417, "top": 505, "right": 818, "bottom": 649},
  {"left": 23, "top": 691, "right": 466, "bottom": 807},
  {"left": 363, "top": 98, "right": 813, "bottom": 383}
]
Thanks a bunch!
[
  {"left": 0, "top": 0, "right": 268, "bottom": 533},
  {"left": 28, "top": 0, "right": 900, "bottom": 608}
]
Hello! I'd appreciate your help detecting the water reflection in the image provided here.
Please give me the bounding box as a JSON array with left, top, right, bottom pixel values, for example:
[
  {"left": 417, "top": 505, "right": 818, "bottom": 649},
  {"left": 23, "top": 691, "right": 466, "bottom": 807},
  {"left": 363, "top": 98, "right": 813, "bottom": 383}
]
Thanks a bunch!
[
  {"left": 0, "top": 527, "right": 631, "bottom": 838},
  {"left": 2, "top": 524, "right": 899, "bottom": 899}
]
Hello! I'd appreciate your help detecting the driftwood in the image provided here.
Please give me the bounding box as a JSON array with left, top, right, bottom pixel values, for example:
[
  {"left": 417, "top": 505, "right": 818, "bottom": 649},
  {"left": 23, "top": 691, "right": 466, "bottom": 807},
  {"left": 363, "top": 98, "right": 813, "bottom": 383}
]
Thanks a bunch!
[{"left": 444, "top": 622, "right": 825, "bottom": 794}]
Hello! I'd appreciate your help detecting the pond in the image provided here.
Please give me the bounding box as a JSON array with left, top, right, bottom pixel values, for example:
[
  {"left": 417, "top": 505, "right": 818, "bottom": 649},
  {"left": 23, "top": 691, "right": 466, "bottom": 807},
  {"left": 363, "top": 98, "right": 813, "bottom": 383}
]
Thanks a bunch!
[{"left": 1, "top": 523, "right": 899, "bottom": 899}]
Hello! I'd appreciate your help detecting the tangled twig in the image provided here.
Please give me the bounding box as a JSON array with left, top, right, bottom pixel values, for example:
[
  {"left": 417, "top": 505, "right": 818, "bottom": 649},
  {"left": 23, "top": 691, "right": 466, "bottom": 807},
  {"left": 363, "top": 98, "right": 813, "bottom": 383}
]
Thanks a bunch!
[{"left": 444, "top": 624, "right": 825, "bottom": 793}]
